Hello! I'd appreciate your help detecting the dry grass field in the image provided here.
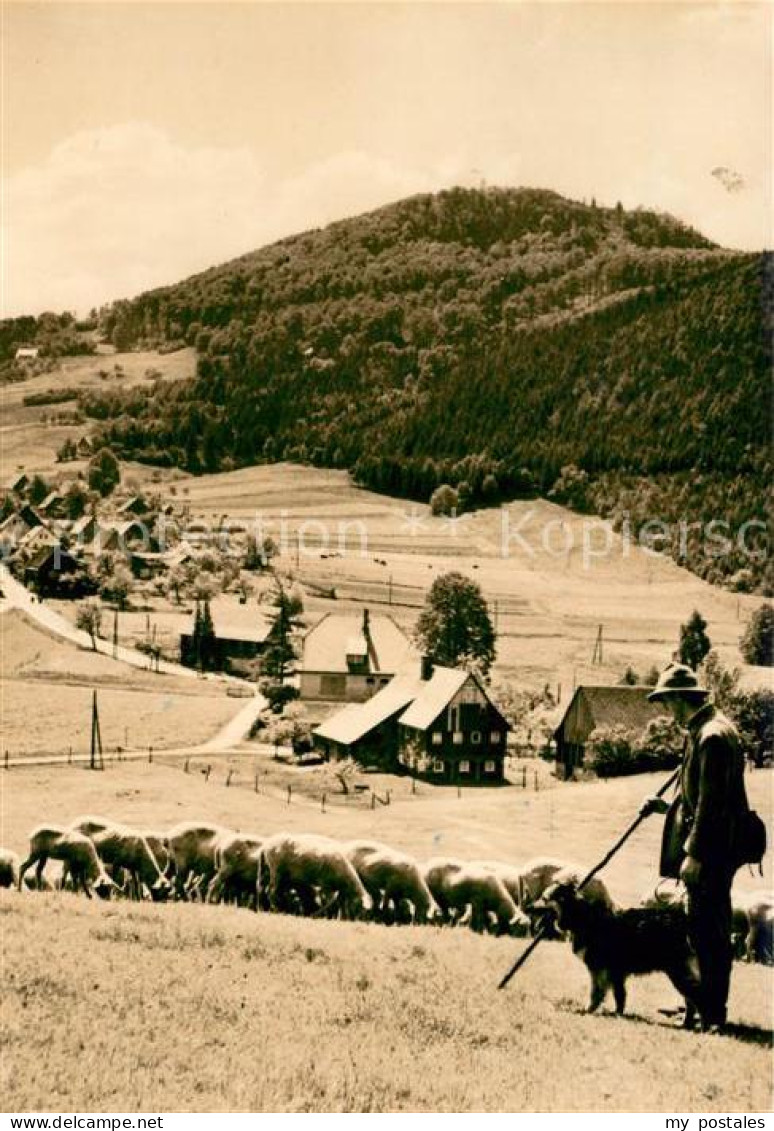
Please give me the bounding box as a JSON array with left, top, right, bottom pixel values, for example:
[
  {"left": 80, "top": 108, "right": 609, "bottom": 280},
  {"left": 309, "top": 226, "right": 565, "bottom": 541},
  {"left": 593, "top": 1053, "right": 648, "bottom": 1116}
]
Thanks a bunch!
[
  {"left": 0, "top": 610, "right": 238, "bottom": 759},
  {"left": 1, "top": 891, "right": 771, "bottom": 1113},
  {"left": 148, "top": 462, "right": 767, "bottom": 693},
  {"left": 1, "top": 348, "right": 195, "bottom": 480}
]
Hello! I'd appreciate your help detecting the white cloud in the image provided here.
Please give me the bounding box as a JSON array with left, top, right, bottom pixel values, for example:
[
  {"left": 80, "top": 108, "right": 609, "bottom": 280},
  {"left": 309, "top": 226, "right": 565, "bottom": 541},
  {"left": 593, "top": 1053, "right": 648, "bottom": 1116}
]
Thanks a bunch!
[
  {"left": 3, "top": 124, "right": 449, "bottom": 316},
  {"left": 4, "top": 120, "right": 769, "bottom": 318}
]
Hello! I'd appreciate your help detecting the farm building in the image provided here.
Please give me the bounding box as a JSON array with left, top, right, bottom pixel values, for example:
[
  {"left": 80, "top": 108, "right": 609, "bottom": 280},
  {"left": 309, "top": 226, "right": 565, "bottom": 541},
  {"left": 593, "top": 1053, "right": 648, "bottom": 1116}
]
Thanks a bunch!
[
  {"left": 553, "top": 685, "right": 666, "bottom": 780},
  {"left": 8, "top": 473, "right": 29, "bottom": 495},
  {"left": 23, "top": 542, "right": 87, "bottom": 597},
  {"left": 300, "top": 609, "right": 417, "bottom": 702},
  {"left": 118, "top": 495, "right": 150, "bottom": 517},
  {"left": 75, "top": 436, "right": 93, "bottom": 458},
  {"left": 0, "top": 506, "right": 45, "bottom": 556},
  {"left": 180, "top": 611, "right": 273, "bottom": 671},
  {"left": 38, "top": 490, "right": 67, "bottom": 519},
  {"left": 314, "top": 658, "right": 510, "bottom": 783}
]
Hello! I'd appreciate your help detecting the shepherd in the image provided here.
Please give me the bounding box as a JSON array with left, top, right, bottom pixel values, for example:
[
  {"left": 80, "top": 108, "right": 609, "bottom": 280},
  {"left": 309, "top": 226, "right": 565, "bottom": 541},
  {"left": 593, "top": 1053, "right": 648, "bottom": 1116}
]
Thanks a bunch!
[{"left": 639, "top": 662, "right": 749, "bottom": 1034}]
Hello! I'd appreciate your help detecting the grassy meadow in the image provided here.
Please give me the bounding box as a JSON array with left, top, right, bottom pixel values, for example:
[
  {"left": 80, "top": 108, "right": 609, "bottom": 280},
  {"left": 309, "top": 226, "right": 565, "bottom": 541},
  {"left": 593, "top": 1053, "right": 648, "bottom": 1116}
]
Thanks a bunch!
[
  {"left": 1, "top": 891, "right": 771, "bottom": 1113},
  {"left": 0, "top": 610, "right": 238, "bottom": 760}
]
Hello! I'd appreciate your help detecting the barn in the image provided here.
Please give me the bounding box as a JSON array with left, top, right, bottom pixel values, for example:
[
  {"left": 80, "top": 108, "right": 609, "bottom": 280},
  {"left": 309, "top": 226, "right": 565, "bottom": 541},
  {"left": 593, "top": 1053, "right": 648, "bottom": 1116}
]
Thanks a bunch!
[{"left": 553, "top": 685, "right": 666, "bottom": 779}]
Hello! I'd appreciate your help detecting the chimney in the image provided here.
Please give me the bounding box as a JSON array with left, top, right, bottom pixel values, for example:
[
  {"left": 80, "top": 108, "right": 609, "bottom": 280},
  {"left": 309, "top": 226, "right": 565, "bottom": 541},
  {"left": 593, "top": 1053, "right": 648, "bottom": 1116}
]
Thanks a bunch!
[{"left": 421, "top": 655, "right": 434, "bottom": 682}]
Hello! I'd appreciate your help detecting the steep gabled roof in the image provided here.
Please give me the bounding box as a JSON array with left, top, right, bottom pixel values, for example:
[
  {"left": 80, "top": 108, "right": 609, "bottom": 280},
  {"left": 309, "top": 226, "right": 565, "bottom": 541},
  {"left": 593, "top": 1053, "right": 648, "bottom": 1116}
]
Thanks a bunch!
[
  {"left": 398, "top": 667, "right": 471, "bottom": 731},
  {"left": 302, "top": 611, "right": 415, "bottom": 674},
  {"left": 315, "top": 675, "right": 422, "bottom": 746},
  {"left": 556, "top": 685, "right": 665, "bottom": 739}
]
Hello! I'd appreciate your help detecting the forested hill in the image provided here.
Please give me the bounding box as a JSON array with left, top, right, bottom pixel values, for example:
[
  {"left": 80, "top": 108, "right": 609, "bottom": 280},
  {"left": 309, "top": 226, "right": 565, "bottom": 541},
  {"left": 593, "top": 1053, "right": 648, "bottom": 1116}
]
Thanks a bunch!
[{"left": 84, "top": 187, "right": 771, "bottom": 591}]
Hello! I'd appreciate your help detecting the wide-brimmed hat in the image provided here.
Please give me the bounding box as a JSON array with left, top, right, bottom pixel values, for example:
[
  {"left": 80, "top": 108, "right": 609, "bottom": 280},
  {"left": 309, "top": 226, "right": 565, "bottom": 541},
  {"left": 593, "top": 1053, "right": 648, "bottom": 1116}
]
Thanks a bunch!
[{"left": 647, "top": 662, "right": 708, "bottom": 701}]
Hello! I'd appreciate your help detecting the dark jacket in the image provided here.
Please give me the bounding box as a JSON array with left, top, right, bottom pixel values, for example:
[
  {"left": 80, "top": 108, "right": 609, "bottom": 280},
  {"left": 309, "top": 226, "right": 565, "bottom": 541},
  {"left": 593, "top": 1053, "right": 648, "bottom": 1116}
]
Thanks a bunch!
[{"left": 660, "top": 703, "right": 747, "bottom": 879}]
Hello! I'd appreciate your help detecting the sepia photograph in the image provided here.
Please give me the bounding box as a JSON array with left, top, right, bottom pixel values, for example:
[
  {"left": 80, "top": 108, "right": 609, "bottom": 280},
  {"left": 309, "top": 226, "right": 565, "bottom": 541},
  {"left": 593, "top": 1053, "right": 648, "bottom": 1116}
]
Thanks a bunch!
[{"left": 1, "top": 0, "right": 772, "bottom": 1117}]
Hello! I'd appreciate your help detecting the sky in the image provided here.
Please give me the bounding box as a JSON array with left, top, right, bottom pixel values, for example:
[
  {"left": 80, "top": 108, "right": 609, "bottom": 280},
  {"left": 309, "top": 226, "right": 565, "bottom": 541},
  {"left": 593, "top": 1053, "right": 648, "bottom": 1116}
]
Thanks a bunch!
[{"left": 2, "top": 0, "right": 771, "bottom": 316}]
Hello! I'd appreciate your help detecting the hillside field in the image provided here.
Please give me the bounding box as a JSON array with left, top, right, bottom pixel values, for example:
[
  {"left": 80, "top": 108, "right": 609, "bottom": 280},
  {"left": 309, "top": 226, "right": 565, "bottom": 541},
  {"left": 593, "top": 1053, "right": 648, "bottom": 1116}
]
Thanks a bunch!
[
  {"left": 1, "top": 890, "right": 771, "bottom": 1113},
  {"left": 149, "top": 461, "right": 767, "bottom": 693}
]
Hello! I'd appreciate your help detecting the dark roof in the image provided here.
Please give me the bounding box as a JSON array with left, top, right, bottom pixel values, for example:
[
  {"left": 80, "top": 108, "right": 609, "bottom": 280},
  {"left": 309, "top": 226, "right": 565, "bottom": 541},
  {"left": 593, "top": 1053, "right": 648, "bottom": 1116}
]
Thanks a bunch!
[{"left": 555, "top": 685, "right": 665, "bottom": 739}]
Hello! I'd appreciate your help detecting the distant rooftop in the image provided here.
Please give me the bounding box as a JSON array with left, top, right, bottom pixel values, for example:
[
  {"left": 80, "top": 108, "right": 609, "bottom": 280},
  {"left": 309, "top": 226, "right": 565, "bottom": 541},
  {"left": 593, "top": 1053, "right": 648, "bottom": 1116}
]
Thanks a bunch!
[{"left": 302, "top": 610, "right": 416, "bottom": 674}]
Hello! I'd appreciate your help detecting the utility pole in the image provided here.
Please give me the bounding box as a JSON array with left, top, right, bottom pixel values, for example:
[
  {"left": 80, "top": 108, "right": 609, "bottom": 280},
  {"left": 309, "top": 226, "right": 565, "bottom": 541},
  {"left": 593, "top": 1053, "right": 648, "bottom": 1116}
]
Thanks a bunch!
[
  {"left": 591, "top": 624, "right": 604, "bottom": 666},
  {"left": 90, "top": 690, "right": 104, "bottom": 771},
  {"left": 112, "top": 609, "right": 118, "bottom": 659}
]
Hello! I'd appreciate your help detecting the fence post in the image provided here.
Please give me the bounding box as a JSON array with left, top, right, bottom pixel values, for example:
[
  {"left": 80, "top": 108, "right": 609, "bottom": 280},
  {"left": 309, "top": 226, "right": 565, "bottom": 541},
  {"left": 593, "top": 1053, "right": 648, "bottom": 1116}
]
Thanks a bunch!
[
  {"left": 254, "top": 773, "right": 259, "bottom": 793},
  {"left": 68, "top": 745, "right": 72, "bottom": 765},
  {"left": 204, "top": 764, "right": 212, "bottom": 783},
  {"left": 386, "top": 789, "right": 391, "bottom": 806},
  {"left": 411, "top": 777, "right": 416, "bottom": 795},
  {"left": 534, "top": 769, "right": 539, "bottom": 791},
  {"left": 371, "top": 792, "right": 376, "bottom": 810},
  {"left": 522, "top": 766, "right": 527, "bottom": 789},
  {"left": 457, "top": 783, "right": 461, "bottom": 799},
  {"left": 184, "top": 758, "right": 190, "bottom": 773},
  {"left": 226, "top": 769, "right": 233, "bottom": 787},
  {"left": 287, "top": 785, "right": 292, "bottom": 805},
  {"left": 3, "top": 750, "right": 8, "bottom": 770},
  {"left": 148, "top": 746, "right": 153, "bottom": 763},
  {"left": 321, "top": 793, "right": 326, "bottom": 814}
]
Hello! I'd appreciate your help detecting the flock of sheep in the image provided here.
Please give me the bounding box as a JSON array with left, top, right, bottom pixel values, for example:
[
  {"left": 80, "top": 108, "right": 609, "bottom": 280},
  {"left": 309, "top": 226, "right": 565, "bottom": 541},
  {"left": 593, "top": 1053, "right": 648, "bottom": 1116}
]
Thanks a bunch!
[{"left": 1, "top": 818, "right": 771, "bottom": 962}]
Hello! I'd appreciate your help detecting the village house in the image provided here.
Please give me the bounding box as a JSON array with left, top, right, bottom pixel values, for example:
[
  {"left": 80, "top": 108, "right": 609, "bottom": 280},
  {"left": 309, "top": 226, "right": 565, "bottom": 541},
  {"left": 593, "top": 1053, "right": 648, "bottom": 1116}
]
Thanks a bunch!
[
  {"left": 553, "top": 685, "right": 666, "bottom": 780},
  {"left": 0, "top": 505, "right": 45, "bottom": 557},
  {"left": 75, "top": 436, "right": 93, "bottom": 458},
  {"left": 314, "top": 658, "right": 510, "bottom": 784},
  {"left": 118, "top": 495, "right": 151, "bottom": 517},
  {"left": 23, "top": 542, "right": 87, "bottom": 597},
  {"left": 300, "top": 609, "right": 417, "bottom": 702},
  {"left": 180, "top": 610, "right": 273, "bottom": 671},
  {"left": 8, "top": 472, "right": 30, "bottom": 495}
]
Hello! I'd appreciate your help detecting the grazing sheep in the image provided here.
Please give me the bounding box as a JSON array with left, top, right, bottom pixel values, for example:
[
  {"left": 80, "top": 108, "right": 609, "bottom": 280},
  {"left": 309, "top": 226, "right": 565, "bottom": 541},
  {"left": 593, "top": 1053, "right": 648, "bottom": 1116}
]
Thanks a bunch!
[
  {"left": 346, "top": 840, "right": 440, "bottom": 924},
  {"left": 167, "top": 822, "right": 235, "bottom": 900},
  {"left": 18, "top": 826, "right": 115, "bottom": 899},
  {"left": 423, "top": 858, "right": 466, "bottom": 924},
  {"left": 0, "top": 848, "right": 20, "bottom": 889},
  {"left": 258, "top": 833, "right": 373, "bottom": 920},
  {"left": 424, "top": 858, "right": 521, "bottom": 934},
  {"left": 71, "top": 818, "right": 170, "bottom": 901},
  {"left": 734, "top": 891, "right": 774, "bottom": 965},
  {"left": 207, "top": 834, "right": 264, "bottom": 908},
  {"left": 476, "top": 860, "right": 525, "bottom": 907}
]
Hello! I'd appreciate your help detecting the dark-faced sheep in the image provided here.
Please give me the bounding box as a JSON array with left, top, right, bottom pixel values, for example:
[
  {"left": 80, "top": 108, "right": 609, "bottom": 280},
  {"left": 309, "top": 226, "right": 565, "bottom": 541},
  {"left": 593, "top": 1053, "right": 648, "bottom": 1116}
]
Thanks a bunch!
[
  {"left": 18, "top": 826, "right": 115, "bottom": 899},
  {"left": 346, "top": 840, "right": 440, "bottom": 925},
  {"left": 207, "top": 834, "right": 264, "bottom": 908},
  {"left": 167, "top": 822, "right": 235, "bottom": 900},
  {"left": 258, "top": 833, "right": 373, "bottom": 920}
]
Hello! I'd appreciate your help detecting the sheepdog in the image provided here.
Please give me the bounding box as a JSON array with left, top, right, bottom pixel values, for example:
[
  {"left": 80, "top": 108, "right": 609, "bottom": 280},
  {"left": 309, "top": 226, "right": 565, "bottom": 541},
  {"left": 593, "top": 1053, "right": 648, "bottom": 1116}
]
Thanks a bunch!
[{"left": 539, "top": 878, "right": 702, "bottom": 1025}]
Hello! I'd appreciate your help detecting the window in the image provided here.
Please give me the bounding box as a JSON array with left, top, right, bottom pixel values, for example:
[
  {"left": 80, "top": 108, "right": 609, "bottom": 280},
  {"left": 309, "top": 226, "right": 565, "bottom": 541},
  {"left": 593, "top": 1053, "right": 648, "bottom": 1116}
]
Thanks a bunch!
[
  {"left": 432, "top": 758, "right": 445, "bottom": 773},
  {"left": 452, "top": 732, "right": 463, "bottom": 745},
  {"left": 471, "top": 731, "right": 481, "bottom": 744},
  {"left": 431, "top": 732, "right": 443, "bottom": 746},
  {"left": 490, "top": 731, "right": 502, "bottom": 743},
  {"left": 484, "top": 760, "right": 496, "bottom": 773},
  {"left": 458, "top": 760, "right": 470, "bottom": 774}
]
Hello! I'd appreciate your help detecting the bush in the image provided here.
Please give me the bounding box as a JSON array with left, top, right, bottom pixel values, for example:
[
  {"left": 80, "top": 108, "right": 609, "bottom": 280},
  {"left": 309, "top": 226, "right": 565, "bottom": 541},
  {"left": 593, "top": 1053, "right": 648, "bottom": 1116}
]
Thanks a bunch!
[
  {"left": 633, "top": 715, "right": 684, "bottom": 772},
  {"left": 259, "top": 680, "right": 300, "bottom": 714},
  {"left": 429, "top": 484, "right": 460, "bottom": 517},
  {"left": 585, "top": 725, "right": 638, "bottom": 778},
  {"left": 740, "top": 603, "right": 774, "bottom": 667}
]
